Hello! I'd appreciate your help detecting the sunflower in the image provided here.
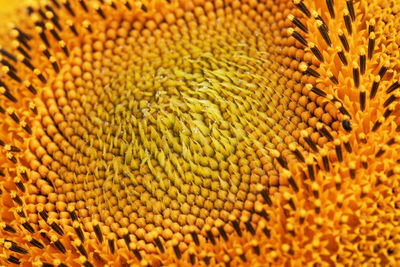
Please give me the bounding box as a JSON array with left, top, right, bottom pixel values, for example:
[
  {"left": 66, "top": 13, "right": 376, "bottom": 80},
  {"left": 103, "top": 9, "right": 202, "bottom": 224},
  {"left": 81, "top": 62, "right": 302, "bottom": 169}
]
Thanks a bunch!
[{"left": 0, "top": 0, "right": 399, "bottom": 266}]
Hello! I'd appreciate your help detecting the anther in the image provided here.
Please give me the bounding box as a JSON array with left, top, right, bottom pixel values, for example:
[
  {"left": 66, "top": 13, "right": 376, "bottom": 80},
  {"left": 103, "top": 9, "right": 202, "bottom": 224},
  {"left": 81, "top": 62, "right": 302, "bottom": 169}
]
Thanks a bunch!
[
  {"left": 306, "top": 157, "right": 315, "bottom": 181},
  {"left": 73, "top": 221, "right": 84, "bottom": 242},
  {"left": 359, "top": 48, "right": 366, "bottom": 75},
  {"left": 259, "top": 221, "right": 271, "bottom": 238},
  {"left": 49, "top": 219, "right": 64, "bottom": 236},
  {"left": 93, "top": 220, "right": 103, "bottom": 243},
  {"left": 317, "top": 123, "right": 333, "bottom": 141},
  {"left": 310, "top": 85, "right": 327, "bottom": 97},
  {"left": 375, "top": 145, "right": 388, "bottom": 158},
  {"left": 289, "top": 143, "right": 305, "bottom": 162},
  {"left": 74, "top": 240, "right": 87, "bottom": 257},
  {"left": 13, "top": 177, "right": 25, "bottom": 192},
  {"left": 0, "top": 48, "right": 17, "bottom": 62},
  {"left": 360, "top": 86, "right": 366, "bottom": 111},
  {"left": 34, "top": 68, "right": 47, "bottom": 83},
  {"left": 52, "top": 237, "right": 66, "bottom": 254},
  {"left": 285, "top": 169, "right": 299, "bottom": 192},
  {"left": 301, "top": 130, "right": 318, "bottom": 153},
  {"left": 343, "top": 9, "right": 352, "bottom": 35},
  {"left": 383, "top": 104, "right": 394, "bottom": 119},
  {"left": 337, "top": 46, "right": 348, "bottom": 66},
  {"left": 217, "top": 222, "right": 228, "bottom": 241},
  {"left": 326, "top": 0, "right": 335, "bottom": 18},
  {"left": 186, "top": 247, "right": 195, "bottom": 265},
  {"left": 252, "top": 241, "right": 260, "bottom": 255},
  {"left": 190, "top": 231, "right": 200, "bottom": 246},
  {"left": 153, "top": 235, "right": 164, "bottom": 253},
  {"left": 1, "top": 58, "right": 17, "bottom": 73},
  {"left": 108, "top": 234, "right": 115, "bottom": 254},
  {"left": 7, "top": 255, "right": 20, "bottom": 264},
  {"left": 172, "top": 240, "right": 181, "bottom": 259},
  {"left": 378, "top": 61, "right": 389, "bottom": 79},
  {"left": 237, "top": 248, "right": 247, "bottom": 262},
  {"left": 67, "top": 206, "right": 78, "bottom": 220},
  {"left": 299, "top": 209, "right": 306, "bottom": 224},
  {"left": 59, "top": 41, "right": 69, "bottom": 57},
  {"left": 255, "top": 202, "right": 270, "bottom": 221},
  {"left": 20, "top": 121, "right": 32, "bottom": 134},
  {"left": 338, "top": 29, "right": 349, "bottom": 51},
  {"left": 38, "top": 205, "right": 48, "bottom": 221},
  {"left": 327, "top": 70, "right": 338, "bottom": 84},
  {"left": 334, "top": 139, "right": 343, "bottom": 162},
  {"left": 317, "top": 20, "right": 332, "bottom": 47},
  {"left": 205, "top": 226, "right": 216, "bottom": 245},
  {"left": 50, "top": 57, "right": 59, "bottom": 73},
  {"left": 243, "top": 216, "right": 256, "bottom": 235},
  {"left": 3, "top": 66, "right": 22, "bottom": 83},
  {"left": 123, "top": 0, "right": 132, "bottom": 9},
  {"left": 352, "top": 61, "right": 360, "bottom": 88},
  {"left": 271, "top": 149, "right": 288, "bottom": 169},
  {"left": 321, "top": 148, "right": 330, "bottom": 171},
  {"left": 299, "top": 62, "right": 320, "bottom": 78},
  {"left": 82, "top": 20, "right": 92, "bottom": 33},
  {"left": 368, "top": 18, "right": 375, "bottom": 34},
  {"left": 288, "top": 28, "right": 307, "bottom": 47},
  {"left": 368, "top": 75, "right": 381, "bottom": 100},
  {"left": 4, "top": 241, "right": 28, "bottom": 254},
  {"left": 383, "top": 92, "right": 400, "bottom": 108},
  {"left": 372, "top": 117, "right": 384, "bottom": 132},
  {"left": 1, "top": 223, "right": 16, "bottom": 233},
  {"left": 288, "top": 14, "right": 308, "bottom": 33},
  {"left": 66, "top": 20, "right": 78, "bottom": 36},
  {"left": 63, "top": 0, "right": 75, "bottom": 16},
  {"left": 346, "top": 0, "right": 356, "bottom": 21},
  {"left": 36, "top": 25, "right": 50, "bottom": 48},
  {"left": 141, "top": 3, "right": 148, "bottom": 12},
  {"left": 21, "top": 58, "right": 34, "bottom": 70},
  {"left": 368, "top": 32, "right": 375, "bottom": 60},
  {"left": 0, "top": 87, "right": 17, "bottom": 103},
  {"left": 293, "top": 0, "right": 311, "bottom": 18},
  {"left": 386, "top": 81, "right": 400, "bottom": 94},
  {"left": 309, "top": 42, "right": 324, "bottom": 62},
  {"left": 78, "top": 0, "right": 88, "bottom": 12},
  {"left": 94, "top": 4, "right": 106, "bottom": 19},
  {"left": 257, "top": 184, "right": 273, "bottom": 206},
  {"left": 28, "top": 236, "right": 44, "bottom": 249},
  {"left": 21, "top": 219, "right": 35, "bottom": 233},
  {"left": 314, "top": 200, "right": 321, "bottom": 214},
  {"left": 283, "top": 191, "right": 296, "bottom": 210},
  {"left": 349, "top": 162, "right": 356, "bottom": 179},
  {"left": 130, "top": 243, "right": 142, "bottom": 261},
  {"left": 11, "top": 191, "right": 23, "bottom": 206},
  {"left": 6, "top": 152, "right": 13, "bottom": 164},
  {"left": 229, "top": 215, "right": 242, "bottom": 237},
  {"left": 335, "top": 175, "right": 341, "bottom": 190},
  {"left": 343, "top": 137, "right": 352, "bottom": 153}
]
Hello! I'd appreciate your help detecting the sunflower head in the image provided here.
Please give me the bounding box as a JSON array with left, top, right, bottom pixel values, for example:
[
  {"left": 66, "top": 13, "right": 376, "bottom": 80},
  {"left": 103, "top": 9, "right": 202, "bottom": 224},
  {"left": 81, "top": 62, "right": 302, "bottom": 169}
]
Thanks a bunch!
[{"left": 0, "top": 0, "right": 400, "bottom": 266}]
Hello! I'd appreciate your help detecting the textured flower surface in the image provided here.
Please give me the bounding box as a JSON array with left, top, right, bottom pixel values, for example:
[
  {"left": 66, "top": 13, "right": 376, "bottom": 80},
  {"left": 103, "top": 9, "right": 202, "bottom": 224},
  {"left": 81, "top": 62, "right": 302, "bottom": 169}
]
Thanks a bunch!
[{"left": 0, "top": 0, "right": 399, "bottom": 266}]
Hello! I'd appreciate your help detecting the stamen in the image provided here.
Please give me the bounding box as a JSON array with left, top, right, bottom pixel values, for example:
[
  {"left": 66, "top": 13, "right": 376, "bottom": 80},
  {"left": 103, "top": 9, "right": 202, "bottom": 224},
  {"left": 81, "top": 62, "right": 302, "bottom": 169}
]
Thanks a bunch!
[
  {"left": 346, "top": 0, "right": 356, "bottom": 21},
  {"left": 288, "top": 28, "right": 308, "bottom": 47},
  {"left": 368, "top": 32, "right": 375, "bottom": 60},
  {"left": 317, "top": 20, "right": 332, "bottom": 47},
  {"left": 326, "top": 0, "right": 335, "bottom": 18},
  {"left": 360, "top": 48, "right": 366, "bottom": 75},
  {"left": 293, "top": 0, "right": 311, "bottom": 18},
  {"left": 352, "top": 61, "right": 360, "bottom": 88},
  {"left": 288, "top": 14, "right": 308, "bottom": 33},
  {"left": 343, "top": 9, "right": 352, "bottom": 35}
]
